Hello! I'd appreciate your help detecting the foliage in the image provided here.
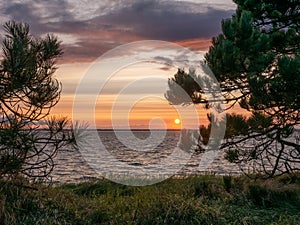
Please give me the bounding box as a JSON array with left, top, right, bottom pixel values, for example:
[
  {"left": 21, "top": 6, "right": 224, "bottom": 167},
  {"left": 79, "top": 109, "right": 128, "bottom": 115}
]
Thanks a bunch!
[
  {"left": 0, "top": 21, "right": 77, "bottom": 180},
  {"left": 0, "top": 174, "right": 299, "bottom": 224},
  {"left": 166, "top": 1, "right": 300, "bottom": 177}
]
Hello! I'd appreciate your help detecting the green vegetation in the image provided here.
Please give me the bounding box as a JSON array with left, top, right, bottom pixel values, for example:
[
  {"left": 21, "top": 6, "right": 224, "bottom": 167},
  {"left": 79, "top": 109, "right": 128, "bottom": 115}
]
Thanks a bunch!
[
  {"left": 0, "top": 21, "right": 79, "bottom": 180},
  {"left": 166, "top": 0, "right": 300, "bottom": 177},
  {"left": 1, "top": 174, "right": 299, "bottom": 225}
]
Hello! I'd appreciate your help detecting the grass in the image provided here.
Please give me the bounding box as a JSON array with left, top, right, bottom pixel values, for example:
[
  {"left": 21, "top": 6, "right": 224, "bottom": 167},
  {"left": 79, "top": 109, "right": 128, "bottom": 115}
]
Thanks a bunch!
[{"left": 0, "top": 174, "right": 299, "bottom": 225}]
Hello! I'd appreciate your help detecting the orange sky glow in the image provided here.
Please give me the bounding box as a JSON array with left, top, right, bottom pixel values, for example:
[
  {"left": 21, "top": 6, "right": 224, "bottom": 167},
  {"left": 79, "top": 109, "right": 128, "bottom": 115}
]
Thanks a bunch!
[
  {"left": 1, "top": 0, "right": 238, "bottom": 130},
  {"left": 49, "top": 33, "right": 251, "bottom": 130},
  {"left": 52, "top": 47, "right": 216, "bottom": 129}
]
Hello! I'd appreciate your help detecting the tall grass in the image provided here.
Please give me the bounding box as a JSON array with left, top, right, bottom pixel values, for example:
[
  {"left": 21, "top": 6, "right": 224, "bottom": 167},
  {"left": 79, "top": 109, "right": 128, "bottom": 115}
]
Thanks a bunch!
[{"left": 0, "top": 174, "right": 299, "bottom": 225}]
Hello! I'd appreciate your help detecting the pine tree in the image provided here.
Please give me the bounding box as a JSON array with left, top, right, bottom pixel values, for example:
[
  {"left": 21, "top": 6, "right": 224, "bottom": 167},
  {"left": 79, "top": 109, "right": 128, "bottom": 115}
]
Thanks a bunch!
[
  {"left": 166, "top": 1, "right": 300, "bottom": 177},
  {"left": 0, "top": 21, "right": 77, "bottom": 180}
]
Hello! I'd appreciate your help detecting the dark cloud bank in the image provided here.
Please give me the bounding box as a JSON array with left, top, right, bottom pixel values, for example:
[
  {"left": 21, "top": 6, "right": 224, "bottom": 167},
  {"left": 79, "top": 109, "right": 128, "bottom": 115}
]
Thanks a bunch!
[{"left": 0, "top": 0, "right": 235, "bottom": 62}]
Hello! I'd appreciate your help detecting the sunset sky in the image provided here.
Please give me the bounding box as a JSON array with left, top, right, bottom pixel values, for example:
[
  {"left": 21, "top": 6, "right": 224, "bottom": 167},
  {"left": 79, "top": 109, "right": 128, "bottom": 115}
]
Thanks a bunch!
[{"left": 0, "top": 0, "right": 238, "bottom": 129}]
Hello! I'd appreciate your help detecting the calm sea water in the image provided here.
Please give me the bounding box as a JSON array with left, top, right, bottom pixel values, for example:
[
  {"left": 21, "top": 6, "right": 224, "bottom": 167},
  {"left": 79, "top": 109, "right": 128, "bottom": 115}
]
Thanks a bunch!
[{"left": 51, "top": 130, "right": 300, "bottom": 183}]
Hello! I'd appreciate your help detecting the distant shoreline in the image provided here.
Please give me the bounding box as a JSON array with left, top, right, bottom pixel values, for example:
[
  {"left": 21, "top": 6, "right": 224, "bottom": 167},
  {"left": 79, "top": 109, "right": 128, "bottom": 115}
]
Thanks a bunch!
[{"left": 96, "top": 129, "right": 182, "bottom": 131}]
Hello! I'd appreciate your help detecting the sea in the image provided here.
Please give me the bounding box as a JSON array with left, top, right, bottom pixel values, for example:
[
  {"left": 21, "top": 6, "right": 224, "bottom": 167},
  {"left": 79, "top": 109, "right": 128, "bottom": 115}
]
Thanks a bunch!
[{"left": 50, "top": 129, "right": 300, "bottom": 183}]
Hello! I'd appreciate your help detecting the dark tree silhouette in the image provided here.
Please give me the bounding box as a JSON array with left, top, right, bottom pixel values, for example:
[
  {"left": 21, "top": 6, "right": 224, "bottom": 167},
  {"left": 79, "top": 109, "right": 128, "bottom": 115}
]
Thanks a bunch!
[
  {"left": 166, "top": 1, "right": 300, "bottom": 177},
  {"left": 0, "top": 21, "right": 77, "bottom": 180}
]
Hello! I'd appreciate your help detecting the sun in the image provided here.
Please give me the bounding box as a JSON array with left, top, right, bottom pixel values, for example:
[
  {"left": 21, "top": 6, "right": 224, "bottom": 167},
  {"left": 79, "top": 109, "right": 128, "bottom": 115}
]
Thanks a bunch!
[{"left": 174, "top": 118, "right": 181, "bottom": 125}]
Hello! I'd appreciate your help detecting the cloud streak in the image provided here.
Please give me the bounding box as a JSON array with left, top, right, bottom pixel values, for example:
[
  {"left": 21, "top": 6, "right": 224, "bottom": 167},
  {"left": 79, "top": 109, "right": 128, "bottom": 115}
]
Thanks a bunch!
[{"left": 0, "top": 0, "right": 235, "bottom": 63}]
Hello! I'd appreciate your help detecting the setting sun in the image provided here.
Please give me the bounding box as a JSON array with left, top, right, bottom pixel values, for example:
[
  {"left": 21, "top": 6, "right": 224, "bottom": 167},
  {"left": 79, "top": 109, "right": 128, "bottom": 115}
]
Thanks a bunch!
[{"left": 174, "top": 118, "right": 181, "bottom": 125}]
